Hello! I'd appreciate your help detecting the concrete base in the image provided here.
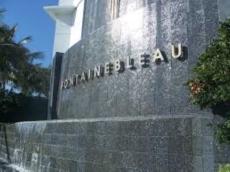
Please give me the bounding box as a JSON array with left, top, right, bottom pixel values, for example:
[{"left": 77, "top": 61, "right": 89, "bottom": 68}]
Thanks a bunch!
[{"left": 0, "top": 115, "right": 228, "bottom": 172}]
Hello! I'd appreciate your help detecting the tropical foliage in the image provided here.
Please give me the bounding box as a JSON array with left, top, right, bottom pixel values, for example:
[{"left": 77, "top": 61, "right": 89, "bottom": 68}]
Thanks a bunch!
[
  {"left": 187, "top": 18, "right": 230, "bottom": 145},
  {"left": 218, "top": 164, "right": 230, "bottom": 172},
  {"left": 0, "top": 9, "right": 50, "bottom": 97},
  {"left": 0, "top": 88, "right": 20, "bottom": 115}
]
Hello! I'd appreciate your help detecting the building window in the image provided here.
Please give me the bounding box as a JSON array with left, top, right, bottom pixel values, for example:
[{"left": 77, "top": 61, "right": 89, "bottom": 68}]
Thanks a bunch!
[{"left": 110, "top": 0, "right": 120, "bottom": 20}]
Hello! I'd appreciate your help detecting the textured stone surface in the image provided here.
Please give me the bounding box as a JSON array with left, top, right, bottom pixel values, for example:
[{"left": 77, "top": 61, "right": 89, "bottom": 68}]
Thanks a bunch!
[
  {"left": 0, "top": 0, "right": 229, "bottom": 171},
  {"left": 57, "top": 0, "right": 220, "bottom": 119},
  {"left": 0, "top": 116, "right": 223, "bottom": 172}
]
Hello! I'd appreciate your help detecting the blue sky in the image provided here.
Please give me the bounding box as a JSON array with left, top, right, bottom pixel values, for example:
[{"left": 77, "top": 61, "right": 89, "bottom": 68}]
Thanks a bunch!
[{"left": 1, "top": 0, "right": 58, "bottom": 67}]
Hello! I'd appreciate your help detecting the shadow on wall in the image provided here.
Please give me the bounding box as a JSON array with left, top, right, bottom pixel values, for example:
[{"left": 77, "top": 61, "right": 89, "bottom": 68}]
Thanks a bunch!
[
  {"left": 48, "top": 52, "right": 63, "bottom": 120},
  {"left": 0, "top": 96, "right": 48, "bottom": 123}
]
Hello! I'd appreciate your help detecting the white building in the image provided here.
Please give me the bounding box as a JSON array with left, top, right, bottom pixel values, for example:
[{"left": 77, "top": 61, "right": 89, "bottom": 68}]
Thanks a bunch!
[{"left": 44, "top": 0, "right": 85, "bottom": 55}]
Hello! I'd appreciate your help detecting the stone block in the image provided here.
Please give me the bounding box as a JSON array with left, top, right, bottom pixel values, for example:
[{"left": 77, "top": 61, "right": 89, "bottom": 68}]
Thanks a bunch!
[
  {"left": 121, "top": 151, "right": 138, "bottom": 169},
  {"left": 128, "top": 70, "right": 142, "bottom": 116},
  {"left": 151, "top": 120, "right": 168, "bottom": 136},
  {"left": 78, "top": 135, "right": 87, "bottom": 149},
  {"left": 188, "top": 0, "right": 203, "bottom": 13},
  {"left": 215, "top": 144, "right": 230, "bottom": 163},
  {"left": 168, "top": 155, "right": 193, "bottom": 172},
  {"left": 136, "top": 152, "right": 154, "bottom": 170},
  {"left": 192, "top": 117, "right": 202, "bottom": 136},
  {"left": 140, "top": 69, "right": 155, "bottom": 116},
  {"left": 150, "top": 136, "right": 169, "bottom": 154},
  {"left": 201, "top": 117, "right": 214, "bottom": 136},
  {"left": 95, "top": 122, "right": 106, "bottom": 135},
  {"left": 192, "top": 136, "right": 203, "bottom": 156},
  {"left": 203, "top": 156, "right": 215, "bottom": 172},
  {"left": 152, "top": 154, "right": 169, "bottom": 172},
  {"left": 105, "top": 122, "right": 119, "bottom": 135},
  {"left": 203, "top": 136, "right": 214, "bottom": 156},
  {"left": 183, "top": 136, "right": 193, "bottom": 155},
  {"left": 168, "top": 136, "right": 184, "bottom": 155},
  {"left": 42, "top": 134, "right": 52, "bottom": 144},
  {"left": 192, "top": 156, "right": 203, "bottom": 172}
]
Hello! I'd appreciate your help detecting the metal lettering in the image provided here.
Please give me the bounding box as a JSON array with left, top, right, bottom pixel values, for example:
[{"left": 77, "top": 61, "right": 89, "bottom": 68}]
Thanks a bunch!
[
  {"left": 61, "top": 81, "right": 64, "bottom": 89},
  {"left": 153, "top": 49, "right": 164, "bottom": 62},
  {"left": 172, "top": 43, "right": 183, "bottom": 58},
  {"left": 139, "top": 55, "right": 145, "bottom": 66},
  {"left": 64, "top": 79, "right": 70, "bottom": 89},
  {"left": 114, "top": 59, "right": 121, "bottom": 71},
  {"left": 140, "top": 53, "right": 149, "bottom": 67},
  {"left": 127, "top": 56, "right": 133, "bottom": 69},
  {"left": 75, "top": 74, "right": 80, "bottom": 85},
  {"left": 69, "top": 75, "right": 75, "bottom": 87},
  {"left": 81, "top": 72, "right": 86, "bottom": 83},
  {"left": 104, "top": 62, "right": 110, "bottom": 74},
  {"left": 60, "top": 44, "right": 186, "bottom": 90},
  {"left": 88, "top": 69, "right": 93, "bottom": 80},
  {"left": 94, "top": 66, "right": 101, "bottom": 78}
]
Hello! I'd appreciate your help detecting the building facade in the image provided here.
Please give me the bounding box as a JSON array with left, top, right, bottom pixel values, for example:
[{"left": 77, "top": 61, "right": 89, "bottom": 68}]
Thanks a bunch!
[
  {"left": 0, "top": 0, "right": 229, "bottom": 171},
  {"left": 44, "top": 0, "right": 230, "bottom": 171}
]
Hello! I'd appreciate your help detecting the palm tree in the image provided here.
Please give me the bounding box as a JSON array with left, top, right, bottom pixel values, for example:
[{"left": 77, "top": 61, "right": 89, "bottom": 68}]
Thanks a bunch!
[
  {"left": 0, "top": 9, "right": 50, "bottom": 97},
  {"left": 0, "top": 23, "right": 46, "bottom": 93},
  {"left": 0, "top": 24, "right": 32, "bottom": 90},
  {"left": 20, "top": 65, "right": 50, "bottom": 97}
]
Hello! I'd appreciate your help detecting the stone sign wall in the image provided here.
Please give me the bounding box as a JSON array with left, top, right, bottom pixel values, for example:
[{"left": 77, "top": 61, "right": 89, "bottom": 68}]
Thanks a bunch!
[
  {"left": 57, "top": 0, "right": 218, "bottom": 119},
  {"left": 0, "top": 0, "right": 229, "bottom": 171}
]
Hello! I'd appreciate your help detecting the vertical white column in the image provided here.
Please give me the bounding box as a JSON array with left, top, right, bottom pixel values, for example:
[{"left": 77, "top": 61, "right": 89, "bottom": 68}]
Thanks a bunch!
[
  {"left": 53, "top": 18, "right": 71, "bottom": 55},
  {"left": 70, "top": 0, "right": 85, "bottom": 47}
]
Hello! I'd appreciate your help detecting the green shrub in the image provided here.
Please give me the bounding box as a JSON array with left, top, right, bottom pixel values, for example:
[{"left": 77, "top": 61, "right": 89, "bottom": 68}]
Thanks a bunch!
[
  {"left": 187, "top": 18, "right": 230, "bottom": 145},
  {"left": 219, "top": 164, "right": 230, "bottom": 172},
  {"left": 187, "top": 18, "right": 230, "bottom": 109},
  {"left": 0, "top": 89, "right": 20, "bottom": 115}
]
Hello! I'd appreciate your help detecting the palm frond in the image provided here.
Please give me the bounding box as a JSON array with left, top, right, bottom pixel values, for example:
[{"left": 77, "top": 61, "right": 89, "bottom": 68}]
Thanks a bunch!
[
  {"left": 18, "top": 36, "right": 32, "bottom": 45},
  {"left": 27, "top": 52, "right": 44, "bottom": 63},
  {"left": 0, "top": 8, "right": 6, "bottom": 14},
  {"left": 9, "top": 24, "right": 17, "bottom": 39},
  {"left": 0, "top": 8, "right": 6, "bottom": 20}
]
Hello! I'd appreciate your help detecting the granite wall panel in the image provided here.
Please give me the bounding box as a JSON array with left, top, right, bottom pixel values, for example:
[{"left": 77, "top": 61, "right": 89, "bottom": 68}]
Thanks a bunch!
[
  {"left": 0, "top": 116, "right": 225, "bottom": 172},
  {"left": 0, "top": 0, "right": 228, "bottom": 171},
  {"left": 56, "top": 0, "right": 221, "bottom": 120}
]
